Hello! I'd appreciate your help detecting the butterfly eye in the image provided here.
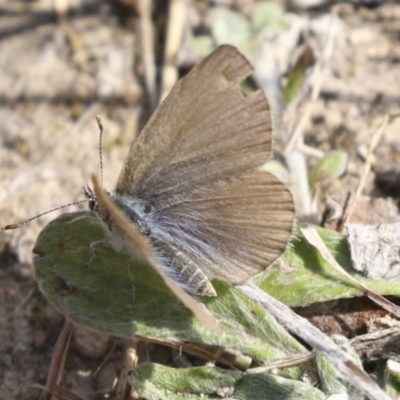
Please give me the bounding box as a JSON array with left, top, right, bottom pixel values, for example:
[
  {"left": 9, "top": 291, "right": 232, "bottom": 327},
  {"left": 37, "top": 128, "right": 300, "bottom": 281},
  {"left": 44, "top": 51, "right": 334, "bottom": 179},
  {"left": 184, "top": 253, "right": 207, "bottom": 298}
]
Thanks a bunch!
[
  {"left": 88, "top": 199, "right": 96, "bottom": 211},
  {"left": 82, "top": 185, "right": 97, "bottom": 211}
]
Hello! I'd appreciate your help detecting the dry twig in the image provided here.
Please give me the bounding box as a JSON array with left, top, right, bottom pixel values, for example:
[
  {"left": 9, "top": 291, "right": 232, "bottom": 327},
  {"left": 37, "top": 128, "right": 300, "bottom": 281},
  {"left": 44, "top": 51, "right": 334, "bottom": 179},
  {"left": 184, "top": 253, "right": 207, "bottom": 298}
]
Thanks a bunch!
[
  {"left": 160, "top": 0, "right": 187, "bottom": 101},
  {"left": 340, "top": 111, "right": 400, "bottom": 231},
  {"left": 138, "top": 0, "right": 157, "bottom": 110}
]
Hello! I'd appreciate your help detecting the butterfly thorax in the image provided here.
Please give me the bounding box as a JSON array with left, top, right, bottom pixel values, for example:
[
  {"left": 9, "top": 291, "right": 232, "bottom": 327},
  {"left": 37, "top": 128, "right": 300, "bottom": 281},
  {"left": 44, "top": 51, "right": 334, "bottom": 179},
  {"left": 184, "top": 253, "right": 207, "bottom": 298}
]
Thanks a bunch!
[
  {"left": 85, "top": 186, "right": 217, "bottom": 297},
  {"left": 83, "top": 186, "right": 151, "bottom": 236},
  {"left": 113, "top": 195, "right": 151, "bottom": 236}
]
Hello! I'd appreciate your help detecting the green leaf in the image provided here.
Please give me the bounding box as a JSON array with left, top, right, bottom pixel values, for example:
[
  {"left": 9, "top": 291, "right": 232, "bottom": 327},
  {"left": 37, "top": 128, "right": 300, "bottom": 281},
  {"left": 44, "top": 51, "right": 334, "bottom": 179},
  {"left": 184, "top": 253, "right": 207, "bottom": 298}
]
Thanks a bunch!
[
  {"left": 283, "top": 46, "right": 315, "bottom": 105},
  {"left": 33, "top": 211, "right": 304, "bottom": 367},
  {"left": 211, "top": 9, "right": 251, "bottom": 49},
  {"left": 316, "top": 335, "right": 363, "bottom": 399},
  {"left": 251, "top": 2, "right": 287, "bottom": 34},
  {"left": 386, "top": 360, "right": 400, "bottom": 398},
  {"left": 129, "top": 363, "right": 240, "bottom": 399},
  {"left": 234, "top": 372, "right": 325, "bottom": 400},
  {"left": 184, "top": 36, "right": 216, "bottom": 58},
  {"left": 189, "top": 5, "right": 289, "bottom": 63},
  {"left": 34, "top": 213, "right": 400, "bottom": 341},
  {"left": 255, "top": 226, "right": 400, "bottom": 308},
  {"left": 34, "top": 213, "right": 400, "bottom": 396},
  {"left": 129, "top": 363, "right": 325, "bottom": 400},
  {"left": 309, "top": 151, "right": 348, "bottom": 192},
  {"left": 283, "top": 66, "right": 307, "bottom": 105},
  {"left": 209, "top": 9, "right": 262, "bottom": 60}
]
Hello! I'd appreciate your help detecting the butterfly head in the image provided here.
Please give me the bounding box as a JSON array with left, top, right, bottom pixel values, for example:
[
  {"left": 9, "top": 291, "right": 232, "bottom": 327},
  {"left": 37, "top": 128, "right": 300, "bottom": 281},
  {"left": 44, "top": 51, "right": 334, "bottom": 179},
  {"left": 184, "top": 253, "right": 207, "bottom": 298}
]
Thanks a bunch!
[
  {"left": 83, "top": 185, "right": 98, "bottom": 212},
  {"left": 83, "top": 185, "right": 113, "bottom": 214}
]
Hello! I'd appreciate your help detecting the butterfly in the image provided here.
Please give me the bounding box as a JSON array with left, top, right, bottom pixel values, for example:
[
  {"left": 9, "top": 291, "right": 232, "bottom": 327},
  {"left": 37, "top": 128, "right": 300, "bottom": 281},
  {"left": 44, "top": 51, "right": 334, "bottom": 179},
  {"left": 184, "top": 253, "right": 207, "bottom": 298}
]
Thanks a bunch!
[{"left": 83, "top": 44, "right": 294, "bottom": 332}]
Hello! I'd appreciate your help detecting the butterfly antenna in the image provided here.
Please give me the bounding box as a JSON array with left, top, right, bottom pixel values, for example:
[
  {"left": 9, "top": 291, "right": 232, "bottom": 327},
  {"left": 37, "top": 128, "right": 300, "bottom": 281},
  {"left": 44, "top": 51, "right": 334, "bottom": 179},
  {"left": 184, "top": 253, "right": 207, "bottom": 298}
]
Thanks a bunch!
[
  {"left": 95, "top": 115, "right": 104, "bottom": 188},
  {"left": 3, "top": 116, "right": 106, "bottom": 231},
  {"left": 2, "top": 199, "right": 89, "bottom": 230}
]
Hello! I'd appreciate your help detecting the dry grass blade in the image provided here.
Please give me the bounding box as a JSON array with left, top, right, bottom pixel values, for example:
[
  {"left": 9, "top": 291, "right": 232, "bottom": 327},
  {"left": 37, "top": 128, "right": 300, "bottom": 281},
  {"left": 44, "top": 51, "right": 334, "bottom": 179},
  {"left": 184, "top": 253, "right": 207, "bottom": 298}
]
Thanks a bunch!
[
  {"left": 138, "top": 0, "right": 157, "bottom": 110},
  {"left": 135, "top": 335, "right": 238, "bottom": 370},
  {"left": 160, "top": 0, "right": 187, "bottom": 101},
  {"left": 51, "top": 384, "right": 89, "bottom": 400},
  {"left": 47, "top": 319, "right": 74, "bottom": 400},
  {"left": 115, "top": 344, "right": 139, "bottom": 399},
  {"left": 301, "top": 227, "right": 400, "bottom": 318},
  {"left": 246, "top": 351, "right": 316, "bottom": 374},
  {"left": 340, "top": 111, "right": 400, "bottom": 230},
  {"left": 340, "top": 115, "right": 388, "bottom": 229},
  {"left": 236, "top": 282, "right": 391, "bottom": 400},
  {"left": 284, "top": 12, "right": 338, "bottom": 156},
  {"left": 283, "top": 12, "right": 338, "bottom": 218}
]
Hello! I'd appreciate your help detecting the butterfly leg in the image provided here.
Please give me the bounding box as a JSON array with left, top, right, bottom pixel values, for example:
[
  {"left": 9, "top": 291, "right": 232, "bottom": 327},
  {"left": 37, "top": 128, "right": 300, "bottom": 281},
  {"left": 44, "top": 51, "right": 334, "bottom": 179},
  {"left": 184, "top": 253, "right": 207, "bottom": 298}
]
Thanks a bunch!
[{"left": 85, "top": 239, "right": 109, "bottom": 267}]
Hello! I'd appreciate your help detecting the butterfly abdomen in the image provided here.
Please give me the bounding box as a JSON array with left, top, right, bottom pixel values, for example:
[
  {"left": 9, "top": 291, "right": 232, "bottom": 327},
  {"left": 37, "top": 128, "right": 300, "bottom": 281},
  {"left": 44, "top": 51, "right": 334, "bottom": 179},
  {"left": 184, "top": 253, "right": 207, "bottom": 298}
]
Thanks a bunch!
[
  {"left": 150, "top": 234, "right": 217, "bottom": 297},
  {"left": 112, "top": 195, "right": 215, "bottom": 296}
]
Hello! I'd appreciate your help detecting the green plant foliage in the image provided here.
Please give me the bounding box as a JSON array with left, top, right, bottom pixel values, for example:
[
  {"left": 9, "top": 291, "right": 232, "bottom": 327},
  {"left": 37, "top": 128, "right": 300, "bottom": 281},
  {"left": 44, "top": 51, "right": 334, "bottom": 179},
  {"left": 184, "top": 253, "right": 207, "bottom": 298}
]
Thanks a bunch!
[
  {"left": 316, "top": 335, "right": 363, "bottom": 399},
  {"left": 386, "top": 360, "right": 400, "bottom": 398},
  {"left": 251, "top": 2, "right": 289, "bottom": 35},
  {"left": 33, "top": 211, "right": 304, "bottom": 367},
  {"left": 34, "top": 213, "right": 400, "bottom": 338},
  {"left": 184, "top": 36, "right": 215, "bottom": 58},
  {"left": 211, "top": 8, "right": 251, "bottom": 48},
  {"left": 33, "top": 212, "right": 393, "bottom": 396},
  {"left": 283, "top": 63, "right": 307, "bottom": 105},
  {"left": 185, "top": 2, "right": 289, "bottom": 60},
  {"left": 128, "top": 363, "right": 325, "bottom": 400},
  {"left": 255, "top": 226, "right": 400, "bottom": 308},
  {"left": 309, "top": 151, "right": 348, "bottom": 192}
]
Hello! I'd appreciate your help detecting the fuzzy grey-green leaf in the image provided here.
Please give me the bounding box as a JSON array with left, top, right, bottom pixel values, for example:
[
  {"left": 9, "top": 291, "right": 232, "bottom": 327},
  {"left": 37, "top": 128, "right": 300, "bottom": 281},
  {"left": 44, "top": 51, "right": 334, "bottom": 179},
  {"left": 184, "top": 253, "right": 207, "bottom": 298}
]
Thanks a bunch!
[
  {"left": 33, "top": 211, "right": 304, "bottom": 366},
  {"left": 309, "top": 151, "right": 348, "bottom": 191},
  {"left": 129, "top": 363, "right": 325, "bottom": 400},
  {"left": 255, "top": 226, "right": 400, "bottom": 308}
]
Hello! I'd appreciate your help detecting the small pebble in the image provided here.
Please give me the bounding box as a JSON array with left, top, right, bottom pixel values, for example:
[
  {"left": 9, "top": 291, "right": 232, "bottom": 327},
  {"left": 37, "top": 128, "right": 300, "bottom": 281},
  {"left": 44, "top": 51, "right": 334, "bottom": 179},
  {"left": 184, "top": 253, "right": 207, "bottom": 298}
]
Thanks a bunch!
[{"left": 73, "top": 326, "right": 110, "bottom": 358}]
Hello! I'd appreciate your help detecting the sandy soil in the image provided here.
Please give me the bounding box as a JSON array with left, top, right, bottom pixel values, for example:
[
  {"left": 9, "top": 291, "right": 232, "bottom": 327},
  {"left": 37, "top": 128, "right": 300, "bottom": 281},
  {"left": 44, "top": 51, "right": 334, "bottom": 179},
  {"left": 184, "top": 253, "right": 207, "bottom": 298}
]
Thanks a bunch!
[{"left": 1, "top": 1, "right": 400, "bottom": 399}]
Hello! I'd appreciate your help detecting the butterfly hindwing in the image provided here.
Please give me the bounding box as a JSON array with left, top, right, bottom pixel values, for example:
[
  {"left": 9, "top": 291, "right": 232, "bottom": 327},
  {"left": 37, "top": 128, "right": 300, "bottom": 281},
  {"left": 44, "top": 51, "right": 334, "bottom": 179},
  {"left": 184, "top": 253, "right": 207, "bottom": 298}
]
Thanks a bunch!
[{"left": 150, "top": 170, "right": 294, "bottom": 285}]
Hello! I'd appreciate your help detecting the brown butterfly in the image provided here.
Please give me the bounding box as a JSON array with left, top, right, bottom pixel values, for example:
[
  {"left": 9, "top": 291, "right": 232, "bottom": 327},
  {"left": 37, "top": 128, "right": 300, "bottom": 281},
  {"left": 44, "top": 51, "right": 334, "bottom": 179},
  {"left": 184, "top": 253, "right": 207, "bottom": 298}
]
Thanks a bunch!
[
  {"left": 84, "top": 45, "right": 294, "bottom": 331},
  {"left": 4, "top": 45, "right": 294, "bottom": 332}
]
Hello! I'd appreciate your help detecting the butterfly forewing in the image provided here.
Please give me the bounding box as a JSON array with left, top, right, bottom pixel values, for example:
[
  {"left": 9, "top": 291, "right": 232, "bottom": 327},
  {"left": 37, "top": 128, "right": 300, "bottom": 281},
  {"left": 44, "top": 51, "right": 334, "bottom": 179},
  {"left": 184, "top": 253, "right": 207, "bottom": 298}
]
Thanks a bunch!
[{"left": 116, "top": 45, "right": 272, "bottom": 198}]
